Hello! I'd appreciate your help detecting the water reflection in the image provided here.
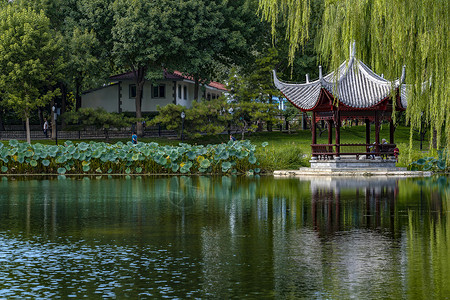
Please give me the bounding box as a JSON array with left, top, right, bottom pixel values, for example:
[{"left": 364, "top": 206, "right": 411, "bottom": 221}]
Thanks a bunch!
[{"left": 0, "top": 175, "right": 448, "bottom": 299}]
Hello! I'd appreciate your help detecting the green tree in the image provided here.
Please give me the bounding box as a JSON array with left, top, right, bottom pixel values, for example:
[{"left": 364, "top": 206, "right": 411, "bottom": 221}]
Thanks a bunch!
[
  {"left": 260, "top": 0, "right": 450, "bottom": 149},
  {"left": 175, "top": 0, "right": 267, "bottom": 100},
  {"left": 63, "top": 107, "right": 134, "bottom": 139},
  {"left": 111, "top": 0, "right": 186, "bottom": 137},
  {"left": 0, "top": 5, "right": 64, "bottom": 143},
  {"left": 228, "top": 101, "right": 280, "bottom": 140},
  {"left": 150, "top": 100, "right": 230, "bottom": 139}
]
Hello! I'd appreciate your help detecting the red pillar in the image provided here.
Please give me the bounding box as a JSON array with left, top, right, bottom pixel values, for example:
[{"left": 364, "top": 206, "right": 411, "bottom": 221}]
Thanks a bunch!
[
  {"left": 375, "top": 111, "right": 380, "bottom": 154},
  {"left": 311, "top": 111, "right": 317, "bottom": 158},
  {"left": 335, "top": 111, "right": 340, "bottom": 157},
  {"left": 327, "top": 119, "right": 333, "bottom": 154},
  {"left": 365, "top": 118, "right": 371, "bottom": 156}
]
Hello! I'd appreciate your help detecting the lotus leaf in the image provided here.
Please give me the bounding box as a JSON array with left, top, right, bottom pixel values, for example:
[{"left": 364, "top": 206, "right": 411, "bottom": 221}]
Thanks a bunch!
[
  {"left": 9, "top": 148, "right": 17, "bottom": 156},
  {"left": 254, "top": 168, "right": 261, "bottom": 173},
  {"left": 132, "top": 154, "right": 139, "bottom": 161},
  {"left": 198, "top": 167, "right": 206, "bottom": 173},
  {"left": 221, "top": 161, "right": 232, "bottom": 172},
  {"left": 107, "top": 168, "right": 113, "bottom": 174},
  {"left": 0, "top": 143, "right": 3, "bottom": 149},
  {"left": 423, "top": 163, "right": 433, "bottom": 171},
  {"left": 1, "top": 166, "right": 7, "bottom": 172},
  {"left": 437, "top": 160, "right": 446, "bottom": 170},
  {"left": 24, "top": 150, "right": 34, "bottom": 157},
  {"left": 187, "top": 151, "right": 197, "bottom": 160},
  {"left": 56, "top": 156, "right": 66, "bottom": 164},
  {"left": 136, "top": 167, "right": 143, "bottom": 173},
  {"left": 96, "top": 167, "right": 102, "bottom": 173},
  {"left": 248, "top": 156, "right": 257, "bottom": 164},
  {"left": 65, "top": 165, "right": 72, "bottom": 171},
  {"left": 92, "top": 150, "right": 102, "bottom": 159},
  {"left": 83, "top": 165, "right": 90, "bottom": 172},
  {"left": 78, "top": 143, "right": 89, "bottom": 151},
  {"left": 73, "top": 153, "right": 80, "bottom": 160},
  {"left": 1, "top": 158, "right": 8, "bottom": 163},
  {"left": 67, "top": 145, "right": 76, "bottom": 154},
  {"left": 18, "top": 155, "right": 25, "bottom": 164},
  {"left": 171, "top": 164, "right": 179, "bottom": 172},
  {"left": 64, "top": 141, "right": 73, "bottom": 146},
  {"left": 200, "top": 159, "right": 211, "bottom": 168},
  {"left": 9, "top": 140, "right": 18, "bottom": 147},
  {"left": 262, "top": 142, "right": 269, "bottom": 147},
  {"left": 125, "top": 167, "right": 131, "bottom": 174},
  {"left": 416, "top": 158, "right": 426, "bottom": 165},
  {"left": 42, "top": 160, "right": 50, "bottom": 166},
  {"left": 57, "top": 167, "right": 66, "bottom": 174},
  {"left": 30, "top": 160, "right": 38, "bottom": 167}
]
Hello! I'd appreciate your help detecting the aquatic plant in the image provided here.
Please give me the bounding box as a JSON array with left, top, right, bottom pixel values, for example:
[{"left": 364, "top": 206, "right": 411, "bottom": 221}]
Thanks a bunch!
[
  {"left": 408, "top": 149, "right": 448, "bottom": 172},
  {"left": 0, "top": 140, "right": 262, "bottom": 175}
]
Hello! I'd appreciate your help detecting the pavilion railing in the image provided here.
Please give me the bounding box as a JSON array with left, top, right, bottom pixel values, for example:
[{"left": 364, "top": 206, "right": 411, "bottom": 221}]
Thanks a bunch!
[{"left": 311, "top": 143, "right": 397, "bottom": 160}]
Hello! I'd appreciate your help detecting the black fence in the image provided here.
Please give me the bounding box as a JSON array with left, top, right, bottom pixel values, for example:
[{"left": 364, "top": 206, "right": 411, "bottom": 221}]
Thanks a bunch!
[{"left": 0, "top": 127, "right": 177, "bottom": 141}]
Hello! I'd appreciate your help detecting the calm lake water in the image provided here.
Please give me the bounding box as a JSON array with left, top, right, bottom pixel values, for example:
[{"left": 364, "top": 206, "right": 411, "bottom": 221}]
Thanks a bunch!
[{"left": 0, "top": 175, "right": 448, "bottom": 299}]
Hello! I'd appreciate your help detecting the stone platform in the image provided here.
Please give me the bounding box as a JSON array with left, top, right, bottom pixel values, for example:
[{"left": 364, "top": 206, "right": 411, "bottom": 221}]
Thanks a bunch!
[
  {"left": 274, "top": 156, "right": 432, "bottom": 177},
  {"left": 310, "top": 157, "right": 397, "bottom": 169}
]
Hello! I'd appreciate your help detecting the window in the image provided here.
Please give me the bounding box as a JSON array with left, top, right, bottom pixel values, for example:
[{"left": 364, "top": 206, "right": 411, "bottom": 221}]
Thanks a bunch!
[
  {"left": 129, "top": 84, "right": 136, "bottom": 98},
  {"left": 183, "top": 86, "right": 187, "bottom": 100},
  {"left": 207, "top": 93, "right": 211, "bottom": 100},
  {"left": 152, "top": 84, "right": 165, "bottom": 98},
  {"left": 178, "top": 85, "right": 182, "bottom": 99}
]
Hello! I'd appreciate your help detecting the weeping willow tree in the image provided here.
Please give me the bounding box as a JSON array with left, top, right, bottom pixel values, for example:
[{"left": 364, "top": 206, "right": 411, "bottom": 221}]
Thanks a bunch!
[{"left": 259, "top": 0, "right": 450, "bottom": 149}]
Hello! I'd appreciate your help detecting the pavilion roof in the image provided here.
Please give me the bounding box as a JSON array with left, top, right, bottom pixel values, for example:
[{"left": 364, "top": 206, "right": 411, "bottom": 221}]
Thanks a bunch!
[{"left": 273, "top": 44, "right": 407, "bottom": 110}]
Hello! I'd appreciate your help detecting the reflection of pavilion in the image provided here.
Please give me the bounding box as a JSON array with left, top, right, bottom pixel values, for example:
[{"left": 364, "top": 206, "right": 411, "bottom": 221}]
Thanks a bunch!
[{"left": 303, "top": 177, "right": 399, "bottom": 233}]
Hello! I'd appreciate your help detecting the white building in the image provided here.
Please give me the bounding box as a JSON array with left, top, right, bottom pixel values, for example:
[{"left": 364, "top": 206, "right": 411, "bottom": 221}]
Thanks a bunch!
[{"left": 81, "top": 70, "right": 227, "bottom": 113}]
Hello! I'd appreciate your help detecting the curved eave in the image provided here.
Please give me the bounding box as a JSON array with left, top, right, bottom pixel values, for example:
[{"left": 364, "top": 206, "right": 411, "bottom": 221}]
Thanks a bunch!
[{"left": 273, "top": 70, "right": 321, "bottom": 110}]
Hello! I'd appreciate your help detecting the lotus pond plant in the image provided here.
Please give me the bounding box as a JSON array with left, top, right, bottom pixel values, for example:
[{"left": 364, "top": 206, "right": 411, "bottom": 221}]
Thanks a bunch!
[
  {"left": 0, "top": 139, "right": 264, "bottom": 175},
  {"left": 408, "top": 149, "right": 448, "bottom": 172}
]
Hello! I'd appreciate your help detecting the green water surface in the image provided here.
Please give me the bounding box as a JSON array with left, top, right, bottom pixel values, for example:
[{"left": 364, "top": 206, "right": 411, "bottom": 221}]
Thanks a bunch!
[{"left": 0, "top": 175, "right": 449, "bottom": 299}]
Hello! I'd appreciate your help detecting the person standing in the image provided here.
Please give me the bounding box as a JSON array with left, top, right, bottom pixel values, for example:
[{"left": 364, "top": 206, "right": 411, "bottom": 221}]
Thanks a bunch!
[
  {"left": 132, "top": 132, "right": 138, "bottom": 144},
  {"left": 43, "top": 118, "right": 48, "bottom": 138}
]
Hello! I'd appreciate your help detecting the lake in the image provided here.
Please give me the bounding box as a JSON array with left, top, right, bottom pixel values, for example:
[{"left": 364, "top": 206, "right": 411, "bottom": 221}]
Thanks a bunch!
[{"left": 0, "top": 175, "right": 448, "bottom": 299}]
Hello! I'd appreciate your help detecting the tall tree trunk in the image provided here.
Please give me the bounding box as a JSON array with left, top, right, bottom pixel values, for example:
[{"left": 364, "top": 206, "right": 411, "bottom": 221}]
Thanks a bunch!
[
  {"left": 134, "top": 67, "right": 146, "bottom": 136},
  {"left": 25, "top": 115, "right": 31, "bottom": 144},
  {"left": 432, "top": 128, "right": 437, "bottom": 149}
]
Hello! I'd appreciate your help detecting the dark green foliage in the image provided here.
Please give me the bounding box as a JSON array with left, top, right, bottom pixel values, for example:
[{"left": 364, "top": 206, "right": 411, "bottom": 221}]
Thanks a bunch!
[
  {"left": 63, "top": 108, "right": 135, "bottom": 139},
  {"left": 409, "top": 149, "right": 448, "bottom": 172}
]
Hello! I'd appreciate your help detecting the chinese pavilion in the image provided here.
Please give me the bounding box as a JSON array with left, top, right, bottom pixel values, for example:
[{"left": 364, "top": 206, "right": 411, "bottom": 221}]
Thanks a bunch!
[{"left": 273, "top": 43, "right": 407, "bottom": 167}]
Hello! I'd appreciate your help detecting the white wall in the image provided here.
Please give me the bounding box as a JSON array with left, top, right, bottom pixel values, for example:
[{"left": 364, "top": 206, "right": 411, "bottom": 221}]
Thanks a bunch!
[
  {"left": 81, "top": 84, "right": 119, "bottom": 113},
  {"left": 82, "top": 79, "right": 226, "bottom": 113},
  {"left": 121, "top": 81, "right": 176, "bottom": 112}
]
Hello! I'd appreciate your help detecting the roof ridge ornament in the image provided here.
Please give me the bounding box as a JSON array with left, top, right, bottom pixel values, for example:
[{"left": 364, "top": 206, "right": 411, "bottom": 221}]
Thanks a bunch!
[
  {"left": 400, "top": 65, "right": 406, "bottom": 84},
  {"left": 319, "top": 66, "right": 323, "bottom": 84},
  {"left": 350, "top": 41, "right": 356, "bottom": 59}
]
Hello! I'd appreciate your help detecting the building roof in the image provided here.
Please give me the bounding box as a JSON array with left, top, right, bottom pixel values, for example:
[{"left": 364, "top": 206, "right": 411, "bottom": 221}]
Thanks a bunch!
[
  {"left": 273, "top": 44, "right": 407, "bottom": 110},
  {"left": 109, "top": 70, "right": 227, "bottom": 91}
]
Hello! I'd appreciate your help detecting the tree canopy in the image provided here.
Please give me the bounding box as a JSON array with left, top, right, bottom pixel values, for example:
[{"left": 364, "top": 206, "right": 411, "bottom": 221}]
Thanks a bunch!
[
  {"left": 260, "top": 0, "right": 449, "bottom": 148},
  {"left": 0, "top": 4, "right": 64, "bottom": 143}
]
